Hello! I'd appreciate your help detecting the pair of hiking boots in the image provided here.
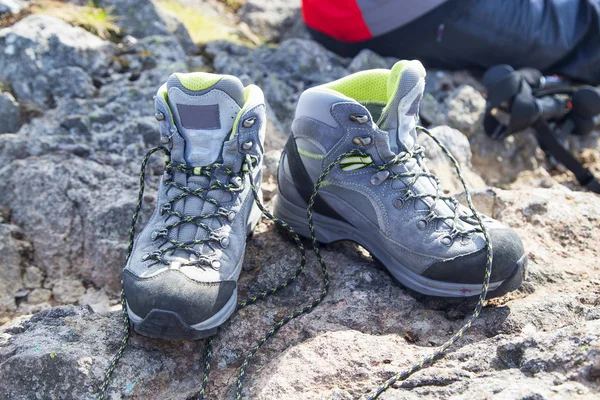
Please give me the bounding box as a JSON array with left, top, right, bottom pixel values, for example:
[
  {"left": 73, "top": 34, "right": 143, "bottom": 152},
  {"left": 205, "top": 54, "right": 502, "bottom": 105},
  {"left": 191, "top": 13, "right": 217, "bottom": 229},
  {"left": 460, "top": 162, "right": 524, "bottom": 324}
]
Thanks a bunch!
[{"left": 123, "top": 60, "right": 527, "bottom": 341}]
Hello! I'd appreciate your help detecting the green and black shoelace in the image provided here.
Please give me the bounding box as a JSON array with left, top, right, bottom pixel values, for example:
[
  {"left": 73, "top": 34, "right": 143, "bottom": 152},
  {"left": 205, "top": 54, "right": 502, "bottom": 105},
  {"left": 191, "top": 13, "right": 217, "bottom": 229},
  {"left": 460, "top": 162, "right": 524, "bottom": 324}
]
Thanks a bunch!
[{"left": 97, "top": 126, "right": 493, "bottom": 400}]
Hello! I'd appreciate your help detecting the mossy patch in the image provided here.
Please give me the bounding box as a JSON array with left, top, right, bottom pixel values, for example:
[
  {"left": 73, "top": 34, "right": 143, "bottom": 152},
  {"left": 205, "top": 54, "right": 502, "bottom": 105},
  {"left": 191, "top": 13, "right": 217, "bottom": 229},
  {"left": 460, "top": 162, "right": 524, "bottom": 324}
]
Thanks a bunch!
[
  {"left": 32, "top": 1, "right": 121, "bottom": 40},
  {"left": 155, "top": 0, "right": 246, "bottom": 45}
]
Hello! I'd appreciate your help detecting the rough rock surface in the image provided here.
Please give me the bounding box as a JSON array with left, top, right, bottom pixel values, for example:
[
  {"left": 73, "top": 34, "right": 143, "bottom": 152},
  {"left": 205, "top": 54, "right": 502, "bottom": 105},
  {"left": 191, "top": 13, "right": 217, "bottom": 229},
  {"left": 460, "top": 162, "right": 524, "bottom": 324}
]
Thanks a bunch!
[
  {"left": 1, "top": 187, "right": 599, "bottom": 399},
  {"left": 0, "top": 2, "right": 599, "bottom": 399},
  {"left": 238, "top": 0, "right": 301, "bottom": 43},
  {"left": 0, "top": 91, "right": 20, "bottom": 133},
  {"left": 0, "top": 15, "right": 114, "bottom": 107}
]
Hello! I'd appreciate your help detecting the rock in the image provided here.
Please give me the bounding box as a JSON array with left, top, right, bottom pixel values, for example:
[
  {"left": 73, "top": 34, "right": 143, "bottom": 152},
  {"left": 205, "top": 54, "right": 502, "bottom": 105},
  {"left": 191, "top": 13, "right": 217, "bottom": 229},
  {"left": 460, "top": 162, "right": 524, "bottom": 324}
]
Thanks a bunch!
[
  {"left": 27, "top": 288, "right": 52, "bottom": 305},
  {"left": 51, "top": 279, "right": 86, "bottom": 304},
  {"left": 262, "top": 149, "right": 282, "bottom": 202},
  {"left": 418, "top": 125, "right": 487, "bottom": 194},
  {"left": 78, "top": 287, "right": 110, "bottom": 313},
  {"left": 0, "top": 15, "right": 114, "bottom": 108},
  {"left": 22, "top": 266, "right": 44, "bottom": 289},
  {"left": 96, "top": 0, "right": 170, "bottom": 38},
  {"left": 444, "top": 85, "right": 487, "bottom": 138},
  {"left": 469, "top": 129, "right": 544, "bottom": 187},
  {"left": 97, "top": 0, "right": 195, "bottom": 54},
  {"left": 0, "top": 0, "right": 28, "bottom": 15},
  {"left": 46, "top": 67, "right": 96, "bottom": 100},
  {"left": 159, "top": 9, "right": 198, "bottom": 55},
  {"left": 0, "top": 91, "right": 21, "bottom": 133},
  {"left": 0, "top": 186, "right": 598, "bottom": 399},
  {"left": 347, "top": 49, "right": 390, "bottom": 73},
  {"left": 238, "top": 0, "right": 301, "bottom": 43},
  {"left": 0, "top": 224, "right": 23, "bottom": 319},
  {"left": 262, "top": 150, "right": 282, "bottom": 182},
  {"left": 0, "top": 155, "right": 153, "bottom": 295}
]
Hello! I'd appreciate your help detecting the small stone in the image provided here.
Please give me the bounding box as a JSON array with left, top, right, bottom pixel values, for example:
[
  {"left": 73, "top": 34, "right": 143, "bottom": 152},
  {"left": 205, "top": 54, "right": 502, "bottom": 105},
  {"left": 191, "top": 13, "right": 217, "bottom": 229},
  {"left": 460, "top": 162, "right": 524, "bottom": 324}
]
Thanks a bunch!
[
  {"left": 23, "top": 266, "right": 44, "bottom": 289},
  {"left": 78, "top": 288, "right": 110, "bottom": 313},
  {"left": 27, "top": 288, "right": 52, "bottom": 305},
  {"left": 262, "top": 149, "right": 282, "bottom": 181},
  {"left": 237, "top": 0, "right": 301, "bottom": 42},
  {"left": 0, "top": 92, "right": 21, "bottom": 134},
  {"left": 445, "top": 85, "right": 487, "bottom": 137},
  {"left": 347, "top": 49, "right": 388, "bottom": 73},
  {"left": 51, "top": 279, "right": 86, "bottom": 304},
  {"left": 588, "top": 357, "right": 600, "bottom": 380}
]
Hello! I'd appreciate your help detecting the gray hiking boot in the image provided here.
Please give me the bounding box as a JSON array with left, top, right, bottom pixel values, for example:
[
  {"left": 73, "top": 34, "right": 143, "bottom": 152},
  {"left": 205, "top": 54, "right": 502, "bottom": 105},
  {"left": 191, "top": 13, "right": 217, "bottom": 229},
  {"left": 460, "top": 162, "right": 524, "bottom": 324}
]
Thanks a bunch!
[
  {"left": 274, "top": 60, "right": 527, "bottom": 299},
  {"left": 124, "top": 72, "right": 266, "bottom": 340}
]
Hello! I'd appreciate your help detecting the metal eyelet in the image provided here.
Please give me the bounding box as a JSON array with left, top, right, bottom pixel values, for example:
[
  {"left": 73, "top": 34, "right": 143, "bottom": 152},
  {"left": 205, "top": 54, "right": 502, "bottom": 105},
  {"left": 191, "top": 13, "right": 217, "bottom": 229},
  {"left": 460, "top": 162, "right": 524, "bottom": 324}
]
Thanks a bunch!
[
  {"left": 155, "top": 112, "right": 165, "bottom": 121},
  {"left": 352, "top": 136, "right": 373, "bottom": 146},
  {"left": 218, "top": 208, "right": 236, "bottom": 222},
  {"left": 243, "top": 117, "right": 256, "bottom": 128},
  {"left": 416, "top": 219, "right": 428, "bottom": 230},
  {"left": 370, "top": 170, "right": 390, "bottom": 186},
  {"left": 349, "top": 114, "right": 369, "bottom": 124},
  {"left": 211, "top": 260, "right": 221, "bottom": 270},
  {"left": 441, "top": 236, "right": 453, "bottom": 246},
  {"left": 151, "top": 228, "right": 168, "bottom": 240},
  {"left": 141, "top": 251, "right": 162, "bottom": 262},
  {"left": 230, "top": 176, "right": 244, "bottom": 190},
  {"left": 220, "top": 237, "right": 230, "bottom": 248},
  {"left": 160, "top": 203, "right": 172, "bottom": 215},
  {"left": 393, "top": 198, "right": 404, "bottom": 209},
  {"left": 242, "top": 140, "right": 253, "bottom": 151}
]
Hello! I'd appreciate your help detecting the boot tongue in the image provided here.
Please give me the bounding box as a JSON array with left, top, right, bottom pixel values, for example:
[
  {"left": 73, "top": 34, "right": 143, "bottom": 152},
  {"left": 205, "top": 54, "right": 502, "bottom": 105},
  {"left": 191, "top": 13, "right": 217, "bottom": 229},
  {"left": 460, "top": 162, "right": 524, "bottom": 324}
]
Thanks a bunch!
[
  {"left": 377, "top": 60, "right": 426, "bottom": 153},
  {"left": 377, "top": 61, "right": 460, "bottom": 224},
  {"left": 166, "top": 72, "right": 245, "bottom": 165}
]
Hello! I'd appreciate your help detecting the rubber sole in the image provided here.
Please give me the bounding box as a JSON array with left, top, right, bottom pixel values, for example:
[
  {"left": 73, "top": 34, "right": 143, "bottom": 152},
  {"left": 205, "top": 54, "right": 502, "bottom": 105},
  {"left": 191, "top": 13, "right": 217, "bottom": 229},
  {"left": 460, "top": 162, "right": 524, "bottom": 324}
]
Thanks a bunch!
[
  {"left": 273, "top": 191, "right": 527, "bottom": 299},
  {"left": 127, "top": 201, "right": 262, "bottom": 341}
]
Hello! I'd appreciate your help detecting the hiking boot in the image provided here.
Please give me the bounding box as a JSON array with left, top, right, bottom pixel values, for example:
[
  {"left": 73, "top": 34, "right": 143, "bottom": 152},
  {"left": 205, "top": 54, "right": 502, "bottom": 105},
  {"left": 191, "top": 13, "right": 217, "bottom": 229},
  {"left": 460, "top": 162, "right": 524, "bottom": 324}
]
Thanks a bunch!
[
  {"left": 273, "top": 60, "right": 527, "bottom": 298},
  {"left": 124, "top": 72, "right": 266, "bottom": 340}
]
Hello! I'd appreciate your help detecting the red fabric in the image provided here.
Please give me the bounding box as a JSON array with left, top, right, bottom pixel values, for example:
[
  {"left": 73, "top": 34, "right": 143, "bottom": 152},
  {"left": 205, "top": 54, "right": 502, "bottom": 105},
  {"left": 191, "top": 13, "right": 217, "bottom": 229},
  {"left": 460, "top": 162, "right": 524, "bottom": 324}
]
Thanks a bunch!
[{"left": 302, "top": 0, "right": 372, "bottom": 42}]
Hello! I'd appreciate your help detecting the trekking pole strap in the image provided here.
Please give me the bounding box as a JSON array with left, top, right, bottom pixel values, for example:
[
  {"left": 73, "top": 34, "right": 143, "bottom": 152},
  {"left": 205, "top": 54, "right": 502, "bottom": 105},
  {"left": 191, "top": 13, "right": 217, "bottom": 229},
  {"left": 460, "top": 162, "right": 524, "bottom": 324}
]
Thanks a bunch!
[{"left": 532, "top": 119, "right": 600, "bottom": 194}]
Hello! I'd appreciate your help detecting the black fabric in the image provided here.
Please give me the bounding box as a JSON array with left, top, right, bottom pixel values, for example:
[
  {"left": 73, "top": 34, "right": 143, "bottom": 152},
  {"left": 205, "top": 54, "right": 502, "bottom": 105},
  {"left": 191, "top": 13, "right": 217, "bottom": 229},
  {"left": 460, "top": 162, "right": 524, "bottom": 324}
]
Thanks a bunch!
[
  {"left": 309, "top": 0, "right": 600, "bottom": 85},
  {"left": 123, "top": 269, "right": 235, "bottom": 325},
  {"left": 422, "top": 227, "right": 525, "bottom": 284},
  {"left": 284, "top": 135, "right": 347, "bottom": 222}
]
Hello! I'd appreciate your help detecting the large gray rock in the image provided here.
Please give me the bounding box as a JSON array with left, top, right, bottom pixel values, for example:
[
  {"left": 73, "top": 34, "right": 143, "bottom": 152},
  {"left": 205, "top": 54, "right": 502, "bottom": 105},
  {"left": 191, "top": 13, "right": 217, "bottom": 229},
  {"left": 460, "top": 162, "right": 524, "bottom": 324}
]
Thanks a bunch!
[
  {"left": 0, "top": 15, "right": 114, "bottom": 108},
  {"left": 0, "top": 187, "right": 598, "bottom": 399},
  {"left": 0, "top": 155, "right": 154, "bottom": 295},
  {"left": 0, "top": 91, "right": 21, "bottom": 133},
  {"left": 418, "top": 125, "right": 486, "bottom": 194},
  {"left": 238, "top": 0, "right": 301, "bottom": 43}
]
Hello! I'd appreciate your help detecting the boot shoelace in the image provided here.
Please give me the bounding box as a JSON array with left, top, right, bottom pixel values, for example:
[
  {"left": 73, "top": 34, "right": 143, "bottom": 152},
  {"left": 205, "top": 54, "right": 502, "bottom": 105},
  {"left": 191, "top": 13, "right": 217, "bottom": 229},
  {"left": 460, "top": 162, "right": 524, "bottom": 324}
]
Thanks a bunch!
[
  {"left": 97, "top": 126, "right": 492, "bottom": 400},
  {"left": 141, "top": 157, "right": 253, "bottom": 269},
  {"left": 378, "top": 143, "right": 480, "bottom": 241}
]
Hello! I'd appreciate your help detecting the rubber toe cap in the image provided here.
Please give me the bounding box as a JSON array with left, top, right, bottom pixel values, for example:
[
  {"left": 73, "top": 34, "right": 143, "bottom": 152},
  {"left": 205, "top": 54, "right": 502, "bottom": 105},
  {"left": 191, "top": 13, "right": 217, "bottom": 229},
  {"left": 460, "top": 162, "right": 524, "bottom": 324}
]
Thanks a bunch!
[
  {"left": 123, "top": 269, "right": 236, "bottom": 326},
  {"left": 422, "top": 227, "right": 525, "bottom": 285}
]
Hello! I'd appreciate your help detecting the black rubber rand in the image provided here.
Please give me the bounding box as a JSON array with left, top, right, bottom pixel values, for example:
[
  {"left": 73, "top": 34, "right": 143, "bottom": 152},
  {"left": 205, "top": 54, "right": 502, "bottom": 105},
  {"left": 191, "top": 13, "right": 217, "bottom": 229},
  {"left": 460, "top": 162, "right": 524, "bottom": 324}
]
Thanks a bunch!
[{"left": 283, "top": 135, "right": 348, "bottom": 222}]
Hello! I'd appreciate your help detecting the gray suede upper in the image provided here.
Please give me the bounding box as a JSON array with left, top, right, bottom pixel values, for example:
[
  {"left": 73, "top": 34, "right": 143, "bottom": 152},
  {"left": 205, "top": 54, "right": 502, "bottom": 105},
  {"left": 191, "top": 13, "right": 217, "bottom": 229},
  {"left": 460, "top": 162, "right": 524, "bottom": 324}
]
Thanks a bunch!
[
  {"left": 278, "top": 70, "right": 515, "bottom": 277},
  {"left": 125, "top": 75, "right": 265, "bottom": 292}
]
